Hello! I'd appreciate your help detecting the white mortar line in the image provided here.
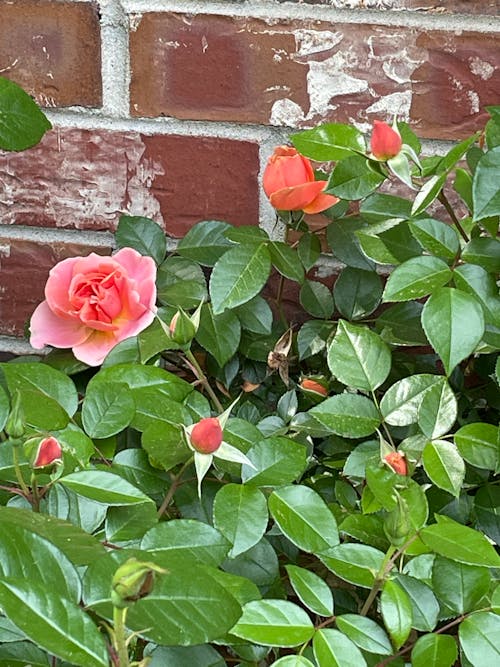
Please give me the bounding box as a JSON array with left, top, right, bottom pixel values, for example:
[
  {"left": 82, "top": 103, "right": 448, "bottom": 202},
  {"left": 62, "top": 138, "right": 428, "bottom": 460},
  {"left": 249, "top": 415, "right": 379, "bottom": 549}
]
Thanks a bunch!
[
  {"left": 120, "top": 0, "right": 500, "bottom": 33},
  {"left": 0, "top": 336, "right": 46, "bottom": 357},
  {"left": 0, "top": 224, "right": 115, "bottom": 248},
  {"left": 99, "top": 0, "right": 131, "bottom": 117}
]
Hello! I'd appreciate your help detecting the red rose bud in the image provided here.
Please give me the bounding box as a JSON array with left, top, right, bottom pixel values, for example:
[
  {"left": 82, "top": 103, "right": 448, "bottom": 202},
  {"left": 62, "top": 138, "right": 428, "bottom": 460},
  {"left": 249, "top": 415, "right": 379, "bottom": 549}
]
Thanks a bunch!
[
  {"left": 263, "top": 145, "right": 339, "bottom": 214},
  {"left": 300, "top": 378, "right": 328, "bottom": 397},
  {"left": 33, "top": 436, "right": 62, "bottom": 468},
  {"left": 384, "top": 451, "right": 408, "bottom": 476},
  {"left": 370, "top": 121, "right": 402, "bottom": 161},
  {"left": 190, "top": 417, "right": 223, "bottom": 454}
]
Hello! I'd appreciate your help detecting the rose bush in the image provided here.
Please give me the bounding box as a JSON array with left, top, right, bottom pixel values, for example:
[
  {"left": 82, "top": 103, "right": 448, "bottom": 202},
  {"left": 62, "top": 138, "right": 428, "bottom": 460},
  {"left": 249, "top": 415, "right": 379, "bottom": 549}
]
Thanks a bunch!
[{"left": 0, "top": 81, "right": 499, "bottom": 667}]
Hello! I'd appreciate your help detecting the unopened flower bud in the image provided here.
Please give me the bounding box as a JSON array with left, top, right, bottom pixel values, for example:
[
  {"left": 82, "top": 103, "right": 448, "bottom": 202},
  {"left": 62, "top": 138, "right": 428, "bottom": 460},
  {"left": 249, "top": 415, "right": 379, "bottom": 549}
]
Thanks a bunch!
[
  {"left": 168, "top": 309, "right": 197, "bottom": 346},
  {"left": 370, "top": 121, "right": 402, "bottom": 161},
  {"left": 384, "top": 451, "right": 408, "bottom": 476},
  {"left": 300, "top": 378, "right": 328, "bottom": 398},
  {"left": 5, "top": 391, "right": 25, "bottom": 439},
  {"left": 384, "top": 494, "right": 411, "bottom": 547},
  {"left": 111, "top": 558, "right": 166, "bottom": 609},
  {"left": 189, "top": 417, "right": 223, "bottom": 454},
  {"left": 29, "top": 436, "right": 62, "bottom": 468}
]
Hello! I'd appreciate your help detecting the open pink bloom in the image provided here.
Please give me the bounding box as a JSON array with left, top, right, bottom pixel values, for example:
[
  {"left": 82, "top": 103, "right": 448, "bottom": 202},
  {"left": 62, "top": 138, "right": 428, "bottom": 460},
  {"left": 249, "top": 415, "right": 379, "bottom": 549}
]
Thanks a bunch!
[
  {"left": 33, "top": 436, "right": 62, "bottom": 468},
  {"left": 263, "top": 146, "right": 339, "bottom": 214},
  {"left": 370, "top": 121, "right": 402, "bottom": 161},
  {"left": 30, "top": 248, "right": 157, "bottom": 366}
]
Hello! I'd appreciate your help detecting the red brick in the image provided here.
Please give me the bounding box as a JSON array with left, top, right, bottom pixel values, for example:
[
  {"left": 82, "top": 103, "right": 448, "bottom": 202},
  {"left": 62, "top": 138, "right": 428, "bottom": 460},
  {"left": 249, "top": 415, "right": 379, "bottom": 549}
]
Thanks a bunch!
[
  {"left": 285, "top": 0, "right": 500, "bottom": 14},
  {"left": 0, "top": 0, "right": 101, "bottom": 108},
  {"left": 130, "top": 12, "right": 499, "bottom": 139},
  {"left": 0, "top": 128, "right": 260, "bottom": 237},
  {"left": 0, "top": 236, "right": 112, "bottom": 337}
]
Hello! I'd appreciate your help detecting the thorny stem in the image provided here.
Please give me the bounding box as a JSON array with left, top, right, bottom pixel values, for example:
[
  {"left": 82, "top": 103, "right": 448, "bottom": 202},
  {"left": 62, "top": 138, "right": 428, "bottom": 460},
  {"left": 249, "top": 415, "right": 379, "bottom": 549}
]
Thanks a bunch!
[
  {"left": 185, "top": 349, "right": 224, "bottom": 413},
  {"left": 157, "top": 456, "right": 194, "bottom": 518},
  {"left": 437, "top": 190, "right": 470, "bottom": 243},
  {"left": 112, "top": 606, "right": 130, "bottom": 667}
]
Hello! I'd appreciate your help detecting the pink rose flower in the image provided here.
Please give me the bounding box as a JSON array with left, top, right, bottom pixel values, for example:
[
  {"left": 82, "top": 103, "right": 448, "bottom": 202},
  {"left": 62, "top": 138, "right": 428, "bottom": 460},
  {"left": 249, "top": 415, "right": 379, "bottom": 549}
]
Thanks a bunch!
[
  {"left": 370, "top": 121, "right": 402, "bottom": 161},
  {"left": 30, "top": 248, "right": 157, "bottom": 366},
  {"left": 33, "top": 436, "right": 62, "bottom": 468}
]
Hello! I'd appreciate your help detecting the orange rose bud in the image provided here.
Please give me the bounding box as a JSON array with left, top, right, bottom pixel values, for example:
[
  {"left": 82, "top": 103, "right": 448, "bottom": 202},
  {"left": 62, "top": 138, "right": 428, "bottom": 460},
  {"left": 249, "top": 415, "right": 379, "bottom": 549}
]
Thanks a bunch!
[
  {"left": 384, "top": 451, "right": 408, "bottom": 476},
  {"left": 33, "top": 436, "right": 62, "bottom": 468},
  {"left": 189, "top": 417, "right": 223, "bottom": 454},
  {"left": 370, "top": 121, "right": 402, "bottom": 161},
  {"left": 263, "top": 145, "right": 339, "bottom": 214},
  {"left": 300, "top": 378, "right": 328, "bottom": 397}
]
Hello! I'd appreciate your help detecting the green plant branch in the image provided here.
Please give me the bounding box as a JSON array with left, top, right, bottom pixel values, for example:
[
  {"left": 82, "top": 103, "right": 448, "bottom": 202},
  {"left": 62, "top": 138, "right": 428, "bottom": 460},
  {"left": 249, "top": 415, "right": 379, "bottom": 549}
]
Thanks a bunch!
[
  {"left": 360, "top": 545, "right": 396, "bottom": 616},
  {"left": 112, "top": 606, "right": 130, "bottom": 667},
  {"left": 12, "top": 444, "right": 31, "bottom": 500},
  {"left": 437, "top": 190, "right": 469, "bottom": 243},
  {"left": 157, "top": 456, "right": 194, "bottom": 518},
  {"left": 184, "top": 349, "right": 224, "bottom": 413}
]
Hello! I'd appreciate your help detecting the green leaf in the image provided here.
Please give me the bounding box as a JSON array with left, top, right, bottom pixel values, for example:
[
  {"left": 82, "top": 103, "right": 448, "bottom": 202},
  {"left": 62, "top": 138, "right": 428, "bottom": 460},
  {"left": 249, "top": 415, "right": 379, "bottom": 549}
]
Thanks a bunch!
[
  {"left": 285, "top": 565, "right": 334, "bottom": 617},
  {"left": 0, "top": 385, "right": 9, "bottom": 432},
  {"left": 115, "top": 215, "right": 166, "bottom": 264},
  {"left": 327, "top": 155, "right": 385, "bottom": 199},
  {"left": 177, "top": 220, "right": 232, "bottom": 266},
  {"left": 313, "top": 628, "right": 367, "bottom": 667},
  {"left": 422, "top": 440, "right": 465, "bottom": 497},
  {"left": 45, "top": 484, "right": 107, "bottom": 534},
  {"left": 459, "top": 612, "right": 500, "bottom": 666},
  {"left": 409, "top": 218, "right": 460, "bottom": 260},
  {"left": 320, "top": 544, "right": 386, "bottom": 589},
  {"left": 0, "top": 641, "right": 51, "bottom": 666},
  {"left": 417, "top": 379, "right": 457, "bottom": 439},
  {"left": 271, "top": 657, "right": 315, "bottom": 667},
  {"left": 230, "top": 599, "right": 315, "bottom": 647},
  {"left": 0, "top": 578, "right": 108, "bottom": 667},
  {"left": 453, "top": 264, "right": 500, "bottom": 338},
  {"left": 455, "top": 422, "right": 499, "bottom": 471},
  {"left": 310, "top": 393, "right": 380, "bottom": 438},
  {"left": 420, "top": 515, "right": 500, "bottom": 567},
  {"left": 335, "top": 614, "right": 392, "bottom": 655},
  {"left": 411, "top": 173, "right": 447, "bottom": 216},
  {"left": 0, "top": 77, "right": 51, "bottom": 151},
  {"left": 381, "top": 579, "right": 413, "bottom": 649},
  {"left": 375, "top": 301, "right": 427, "bottom": 346},
  {"left": 357, "top": 220, "right": 422, "bottom": 265},
  {"left": 130, "top": 387, "right": 188, "bottom": 433},
  {"left": 269, "top": 242, "right": 305, "bottom": 283},
  {"left": 298, "top": 232, "right": 321, "bottom": 271},
  {"left": 141, "top": 519, "right": 230, "bottom": 567},
  {"left": 95, "top": 362, "right": 192, "bottom": 402},
  {"left": 421, "top": 288, "right": 485, "bottom": 375},
  {"left": 268, "top": 484, "right": 339, "bottom": 554},
  {"left": 292, "top": 123, "right": 365, "bottom": 161},
  {"left": 210, "top": 243, "right": 271, "bottom": 315},
  {"left": 105, "top": 502, "right": 158, "bottom": 542},
  {"left": 141, "top": 421, "right": 189, "bottom": 472},
  {"left": 462, "top": 237, "right": 500, "bottom": 273},
  {"left": 360, "top": 193, "right": 412, "bottom": 223},
  {"left": 222, "top": 537, "right": 279, "bottom": 588},
  {"left": 474, "top": 485, "right": 500, "bottom": 545},
  {"left": 157, "top": 255, "right": 208, "bottom": 309},
  {"left": 380, "top": 374, "right": 443, "bottom": 426},
  {"left": 383, "top": 256, "right": 452, "bottom": 302},
  {"left": 326, "top": 218, "right": 375, "bottom": 270},
  {"left": 195, "top": 303, "right": 241, "bottom": 367},
  {"left": 82, "top": 381, "right": 135, "bottom": 438},
  {"left": 327, "top": 320, "right": 391, "bottom": 391},
  {"left": 472, "top": 146, "right": 500, "bottom": 221},
  {"left": 333, "top": 267, "right": 382, "bottom": 320},
  {"left": 411, "top": 633, "right": 458, "bottom": 667},
  {"left": 394, "top": 574, "right": 439, "bottom": 632},
  {"left": 213, "top": 484, "right": 268, "bottom": 558},
  {"left": 299, "top": 280, "right": 334, "bottom": 319},
  {"left": 146, "top": 644, "right": 226, "bottom": 667},
  {"left": 242, "top": 436, "right": 308, "bottom": 487},
  {"left": 297, "top": 320, "right": 331, "bottom": 360},
  {"left": 59, "top": 470, "right": 153, "bottom": 506},
  {"left": 235, "top": 296, "right": 273, "bottom": 335},
  {"left": 432, "top": 556, "right": 490, "bottom": 615}
]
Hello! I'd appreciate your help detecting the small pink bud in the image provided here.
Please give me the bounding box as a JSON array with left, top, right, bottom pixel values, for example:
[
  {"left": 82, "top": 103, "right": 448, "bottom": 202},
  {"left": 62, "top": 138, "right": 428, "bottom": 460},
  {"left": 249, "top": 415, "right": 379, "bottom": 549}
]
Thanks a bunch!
[
  {"left": 33, "top": 436, "right": 62, "bottom": 468},
  {"left": 300, "top": 378, "right": 328, "bottom": 397},
  {"left": 190, "top": 418, "right": 223, "bottom": 454},
  {"left": 169, "top": 312, "right": 179, "bottom": 336},
  {"left": 370, "top": 121, "right": 402, "bottom": 161},
  {"left": 384, "top": 451, "right": 408, "bottom": 476}
]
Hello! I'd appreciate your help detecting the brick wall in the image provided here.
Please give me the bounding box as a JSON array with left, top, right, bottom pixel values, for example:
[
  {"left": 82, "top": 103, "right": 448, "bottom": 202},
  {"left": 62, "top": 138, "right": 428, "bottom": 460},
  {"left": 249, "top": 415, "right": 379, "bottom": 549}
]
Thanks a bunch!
[{"left": 0, "top": 0, "right": 498, "bottom": 351}]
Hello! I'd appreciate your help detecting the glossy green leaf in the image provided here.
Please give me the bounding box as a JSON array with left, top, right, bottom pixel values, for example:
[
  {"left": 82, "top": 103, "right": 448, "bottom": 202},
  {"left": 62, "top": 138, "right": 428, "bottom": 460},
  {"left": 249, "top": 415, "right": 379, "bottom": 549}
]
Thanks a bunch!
[
  {"left": 310, "top": 393, "right": 380, "bottom": 438},
  {"left": 335, "top": 614, "right": 392, "bottom": 655},
  {"left": 380, "top": 579, "right": 413, "bottom": 649},
  {"left": 235, "top": 295, "right": 273, "bottom": 335},
  {"left": 0, "top": 77, "right": 51, "bottom": 151},
  {"left": 271, "top": 656, "right": 315, "bottom": 667},
  {"left": 115, "top": 215, "right": 166, "bottom": 264},
  {"left": 383, "top": 256, "right": 452, "bottom": 302},
  {"left": 177, "top": 219, "right": 232, "bottom": 266},
  {"left": 268, "top": 484, "right": 339, "bottom": 554},
  {"left": 298, "top": 232, "right": 321, "bottom": 271},
  {"left": 269, "top": 242, "right": 305, "bottom": 283},
  {"left": 242, "top": 436, "right": 308, "bottom": 487},
  {"left": 394, "top": 574, "right": 439, "bottom": 632},
  {"left": 422, "top": 440, "right": 464, "bottom": 497},
  {"left": 0, "top": 578, "right": 108, "bottom": 667},
  {"left": 326, "top": 217, "right": 375, "bottom": 270},
  {"left": 292, "top": 123, "right": 365, "bottom": 161},
  {"left": 417, "top": 379, "right": 457, "bottom": 439},
  {"left": 285, "top": 565, "right": 334, "bottom": 617},
  {"left": 141, "top": 421, "right": 189, "bottom": 472},
  {"left": 421, "top": 288, "right": 484, "bottom": 375},
  {"left": 157, "top": 255, "right": 208, "bottom": 309},
  {"left": 409, "top": 217, "right": 460, "bottom": 259},
  {"left": 420, "top": 515, "right": 500, "bottom": 567},
  {"left": 356, "top": 219, "right": 422, "bottom": 265},
  {"left": 328, "top": 155, "right": 385, "bottom": 199},
  {"left": 59, "top": 470, "right": 153, "bottom": 506},
  {"left": 210, "top": 243, "right": 271, "bottom": 315},
  {"left": 461, "top": 237, "right": 500, "bottom": 273},
  {"left": 213, "top": 484, "right": 268, "bottom": 558},
  {"left": 328, "top": 320, "right": 391, "bottom": 391},
  {"left": 82, "top": 380, "right": 135, "bottom": 438},
  {"left": 299, "top": 280, "right": 334, "bottom": 319},
  {"left": 0, "top": 641, "right": 51, "bottom": 666},
  {"left": 380, "top": 374, "right": 443, "bottom": 426},
  {"left": 0, "top": 385, "right": 9, "bottom": 432},
  {"left": 196, "top": 303, "right": 241, "bottom": 367},
  {"left": 146, "top": 644, "right": 226, "bottom": 667},
  {"left": 432, "top": 556, "right": 490, "bottom": 615},
  {"left": 454, "top": 422, "right": 499, "bottom": 471},
  {"left": 333, "top": 267, "right": 382, "bottom": 320},
  {"left": 297, "top": 320, "right": 332, "bottom": 360},
  {"left": 321, "top": 543, "right": 386, "bottom": 589},
  {"left": 459, "top": 612, "right": 500, "bottom": 666},
  {"left": 411, "top": 633, "right": 458, "bottom": 667},
  {"left": 359, "top": 193, "right": 412, "bottom": 223},
  {"left": 230, "top": 599, "right": 315, "bottom": 647},
  {"left": 105, "top": 502, "right": 158, "bottom": 542},
  {"left": 411, "top": 173, "right": 447, "bottom": 216},
  {"left": 313, "top": 628, "right": 367, "bottom": 667},
  {"left": 222, "top": 538, "right": 279, "bottom": 588},
  {"left": 474, "top": 485, "right": 500, "bottom": 545},
  {"left": 375, "top": 301, "right": 427, "bottom": 346},
  {"left": 95, "top": 363, "right": 192, "bottom": 401},
  {"left": 472, "top": 146, "right": 500, "bottom": 221},
  {"left": 45, "top": 484, "right": 106, "bottom": 534}
]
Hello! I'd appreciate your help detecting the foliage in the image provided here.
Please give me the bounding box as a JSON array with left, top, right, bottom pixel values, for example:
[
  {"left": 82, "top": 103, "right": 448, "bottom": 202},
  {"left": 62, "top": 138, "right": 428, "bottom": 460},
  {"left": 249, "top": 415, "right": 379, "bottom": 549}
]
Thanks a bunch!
[{"left": 0, "top": 80, "right": 499, "bottom": 666}]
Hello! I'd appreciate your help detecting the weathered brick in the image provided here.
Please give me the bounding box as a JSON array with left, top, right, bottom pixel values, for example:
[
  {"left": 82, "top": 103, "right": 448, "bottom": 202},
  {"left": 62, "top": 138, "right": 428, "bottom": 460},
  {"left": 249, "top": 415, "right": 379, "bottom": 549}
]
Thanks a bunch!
[
  {"left": 277, "top": 0, "right": 500, "bottom": 14},
  {"left": 0, "top": 0, "right": 101, "bottom": 108},
  {"left": 130, "top": 12, "right": 499, "bottom": 139},
  {"left": 0, "top": 128, "right": 260, "bottom": 237},
  {"left": 0, "top": 235, "right": 112, "bottom": 337}
]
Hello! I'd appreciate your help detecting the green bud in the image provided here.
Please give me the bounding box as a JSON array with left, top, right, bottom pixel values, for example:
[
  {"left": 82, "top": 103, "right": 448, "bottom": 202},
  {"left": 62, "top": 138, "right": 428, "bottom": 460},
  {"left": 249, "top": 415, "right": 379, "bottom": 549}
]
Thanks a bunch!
[
  {"left": 383, "top": 494, "right": 411, "bottom": 547},
  {"left": 111, "top": 557, "right": 166, "bottom": 608},
  {"left": 4, "top": 391, "right": 25, "bottom": 439},
  {"left": 168, "top": 308, "right": 198, "bottom": 346}
]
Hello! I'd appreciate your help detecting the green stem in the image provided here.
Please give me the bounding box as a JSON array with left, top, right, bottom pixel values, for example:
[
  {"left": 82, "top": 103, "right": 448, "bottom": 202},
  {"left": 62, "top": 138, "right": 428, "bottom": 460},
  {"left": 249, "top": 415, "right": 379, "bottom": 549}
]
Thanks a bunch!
[
  {"left": 12, "top": 444, "right": 31, "bottom": 500},
  {"left": 30, "top": 474, "right": 40, "bottom": 512},
  {"left": 437, "top": 190, "right": 469, "bottom": 243},
  {"left": 371, "top": 392, "right": 395, "bottom": 448},
  {"left": 112, "top": 606, "right": 130, "bottom": 667},
  {"left": 185, "top": 349, "right": 224, "bottom": 413},
  {"left": 157, "top": 456, "right": 194, "bottom": 518},
  {"left": 360, "top": 545, "right": 396, "bottom": 616}
]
